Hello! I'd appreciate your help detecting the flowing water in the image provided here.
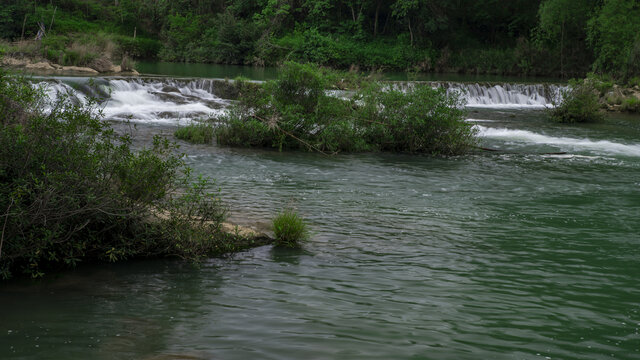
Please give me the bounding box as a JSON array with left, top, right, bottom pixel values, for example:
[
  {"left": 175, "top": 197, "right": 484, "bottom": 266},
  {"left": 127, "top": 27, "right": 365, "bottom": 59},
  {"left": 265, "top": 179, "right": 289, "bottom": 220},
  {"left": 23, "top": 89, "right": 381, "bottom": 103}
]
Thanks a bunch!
[{"left": 1, "top": 73, "right": 640, "bottom": 360}]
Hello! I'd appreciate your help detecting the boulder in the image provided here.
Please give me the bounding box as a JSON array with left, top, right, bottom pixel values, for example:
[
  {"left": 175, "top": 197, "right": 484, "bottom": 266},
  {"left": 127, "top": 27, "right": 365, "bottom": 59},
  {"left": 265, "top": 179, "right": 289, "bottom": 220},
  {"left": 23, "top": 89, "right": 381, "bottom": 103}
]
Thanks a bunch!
[{"left": 88, "top": 57, "right": 114, "bottom": 73}]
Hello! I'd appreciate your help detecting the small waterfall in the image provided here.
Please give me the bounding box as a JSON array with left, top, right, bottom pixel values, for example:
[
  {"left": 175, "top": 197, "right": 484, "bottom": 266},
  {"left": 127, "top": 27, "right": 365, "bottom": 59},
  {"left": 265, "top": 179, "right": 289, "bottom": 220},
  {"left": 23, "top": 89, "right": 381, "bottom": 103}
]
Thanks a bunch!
[
  {"left": 40, "top": 77, "right": 231, "bottom": 124},
  {"left": 390, "top": 81, "right": 565, "bottom": 108}
]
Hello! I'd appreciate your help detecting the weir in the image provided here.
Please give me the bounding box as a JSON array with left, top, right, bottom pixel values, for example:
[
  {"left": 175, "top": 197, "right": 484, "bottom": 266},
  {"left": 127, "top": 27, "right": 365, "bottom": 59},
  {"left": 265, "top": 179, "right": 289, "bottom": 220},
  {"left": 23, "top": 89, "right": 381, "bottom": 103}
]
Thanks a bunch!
[{"left": 38, "top": 77, "right": 565, "bottom": 122}]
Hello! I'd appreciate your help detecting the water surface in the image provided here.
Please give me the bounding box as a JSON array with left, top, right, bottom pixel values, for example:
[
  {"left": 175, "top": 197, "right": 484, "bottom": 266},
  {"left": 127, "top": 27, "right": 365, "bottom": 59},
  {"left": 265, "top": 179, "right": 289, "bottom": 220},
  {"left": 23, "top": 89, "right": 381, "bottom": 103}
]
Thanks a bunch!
[{"left": 1, "top": 75, "right": 639, "bottom": 360}]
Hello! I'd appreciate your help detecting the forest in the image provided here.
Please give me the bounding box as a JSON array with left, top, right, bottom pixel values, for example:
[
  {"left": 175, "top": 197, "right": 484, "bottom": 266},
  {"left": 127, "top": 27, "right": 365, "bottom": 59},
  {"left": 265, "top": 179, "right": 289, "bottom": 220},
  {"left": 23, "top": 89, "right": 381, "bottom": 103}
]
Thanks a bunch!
[{"left": 1, "top": 0, "right": 639, "bottom": 78}]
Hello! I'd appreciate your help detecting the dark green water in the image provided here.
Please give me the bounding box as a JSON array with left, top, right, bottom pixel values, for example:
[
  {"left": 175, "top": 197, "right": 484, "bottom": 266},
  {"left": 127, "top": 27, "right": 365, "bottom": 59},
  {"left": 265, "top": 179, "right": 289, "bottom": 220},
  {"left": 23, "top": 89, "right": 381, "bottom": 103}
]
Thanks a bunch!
[
  {"left": 136, "top": 61, "right": 563, "bottom": 83},
  {"left": 2, "top": 83, "right": 640, "bottom": 359}
]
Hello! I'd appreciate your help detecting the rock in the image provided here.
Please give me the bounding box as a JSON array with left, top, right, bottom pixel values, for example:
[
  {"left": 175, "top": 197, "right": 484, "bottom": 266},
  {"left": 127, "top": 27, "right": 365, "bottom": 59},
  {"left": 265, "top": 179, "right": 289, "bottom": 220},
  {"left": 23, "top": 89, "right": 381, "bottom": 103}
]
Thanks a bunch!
[
  {"left": 109, "top": 65, "right": 122, "bottom": 73},
  {"left": 221, "top": 222, "right": 270, "bottom": 240},
  {"left": 88, "top": 57, "right": 114, "bottom": 73},
  {"left": 25, "top": 61, "right": 55, "bottom": 71},
  {"left": 61, "top": 66, "right": 99, "bottom": 74},
  {"left": 161, "top": 86, "right": 180, "bottom": 93},
  {"left": 1, "top": 57, "right": 29, "bottom": 67}
]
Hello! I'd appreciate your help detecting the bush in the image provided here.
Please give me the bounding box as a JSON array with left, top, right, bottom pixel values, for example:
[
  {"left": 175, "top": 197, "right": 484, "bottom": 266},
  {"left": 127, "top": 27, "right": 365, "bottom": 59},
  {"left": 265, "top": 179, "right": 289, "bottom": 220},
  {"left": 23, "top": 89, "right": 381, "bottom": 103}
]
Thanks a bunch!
[
  {"left": 0, "top": 72, "right": 231, "bottom": 279},
  {"left": 620, "top": 97, "right": 640, "bottom": 112},
  {"left": 174, "top": 123, "right": 215, "bottom": 144},
  {"left": 355, "top": 83, "right": 475, "bottom": 155},
  {"left": 549, "top": 81, "right": 604, "bottom": 123},
  {"left": 272, "top": 209, "right": 309, "bottom": 248},
  {"left": 585, "top": 72, "right": 614, "bottom": 96},
  {"left": 215, "top": 62, "right": 476, "bottom": 155}
]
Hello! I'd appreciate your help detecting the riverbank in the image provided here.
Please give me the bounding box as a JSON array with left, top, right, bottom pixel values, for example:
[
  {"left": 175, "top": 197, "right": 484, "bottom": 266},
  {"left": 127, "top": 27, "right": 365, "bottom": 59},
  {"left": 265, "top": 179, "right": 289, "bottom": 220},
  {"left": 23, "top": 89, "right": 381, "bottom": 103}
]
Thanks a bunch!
[
  {"left": 1, "top": 54, "right": 139, "bottom": 76},
  {"left": 598, "top": 83, "right": 640, "bottom": 113}
]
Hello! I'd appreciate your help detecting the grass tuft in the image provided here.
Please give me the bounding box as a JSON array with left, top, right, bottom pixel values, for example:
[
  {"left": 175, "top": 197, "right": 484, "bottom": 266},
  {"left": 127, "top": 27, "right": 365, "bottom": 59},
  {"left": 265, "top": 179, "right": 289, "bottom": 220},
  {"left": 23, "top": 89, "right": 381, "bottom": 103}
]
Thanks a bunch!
[{"left": 272, "top": 209, "right": 309, "bottom": 248}]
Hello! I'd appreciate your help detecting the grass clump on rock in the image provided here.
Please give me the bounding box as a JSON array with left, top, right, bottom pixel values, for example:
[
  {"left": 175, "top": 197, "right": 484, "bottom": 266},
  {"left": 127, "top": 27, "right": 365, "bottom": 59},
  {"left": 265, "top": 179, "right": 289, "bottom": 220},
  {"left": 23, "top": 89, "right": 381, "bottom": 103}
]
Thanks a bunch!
[
  {"left": 0, "top": 71, "right": 250, "bottom": 279},
  {"left": 174, "top": 122, "right": 215, "bottom": 144},
  {"left": 549, "top": 80, "right": 604, "bottom": 123},
  {"left": 272, "top": 209, "right": 310, "bottom": 248},
  {"left": 215, "top": 62, "right": 476, "bottom": 155}
]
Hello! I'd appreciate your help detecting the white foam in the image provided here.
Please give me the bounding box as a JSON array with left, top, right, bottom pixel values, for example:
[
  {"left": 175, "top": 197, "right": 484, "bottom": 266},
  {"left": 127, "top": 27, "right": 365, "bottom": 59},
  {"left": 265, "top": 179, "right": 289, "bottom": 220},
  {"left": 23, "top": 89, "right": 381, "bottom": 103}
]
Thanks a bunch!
[
  {"left": 476, "top": 125, "right": 640, "bottom": 157},
  {"left": 42, "top": 78, "right": 227, "bottom": 125}
]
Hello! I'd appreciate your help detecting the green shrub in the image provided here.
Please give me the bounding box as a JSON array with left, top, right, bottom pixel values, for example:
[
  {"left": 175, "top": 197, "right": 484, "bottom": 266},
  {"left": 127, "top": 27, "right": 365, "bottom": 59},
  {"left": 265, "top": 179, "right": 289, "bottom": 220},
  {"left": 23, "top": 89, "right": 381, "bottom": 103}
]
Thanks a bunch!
[
  {"left": 174, "top": 123, "right": 215, "bottom": 144},
  {"left": 355, "top": 83, "right": 475, "bottom": 155},
  {"left": 0, "top": 72, "right": 230, "bottom": 279},
  {"left": 549, "top": 80, "right": 604, "bottom": 123},
  {"left": 272, "top": 209, "right": 309, "bottom": 248},
  {"left": 215, "top": 62, "right": 475, "bottom": 155},
  {"left": 620, "top": 97, "right": 640, "bottom": 112},
  {"left": 585, "top": 72, "right": 615, "bottom": 96}
]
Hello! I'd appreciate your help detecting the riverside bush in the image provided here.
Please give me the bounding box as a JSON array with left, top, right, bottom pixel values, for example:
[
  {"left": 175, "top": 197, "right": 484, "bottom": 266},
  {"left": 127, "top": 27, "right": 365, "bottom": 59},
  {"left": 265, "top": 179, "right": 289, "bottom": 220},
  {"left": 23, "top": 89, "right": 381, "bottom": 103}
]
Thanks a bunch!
[
  {"left": 0, "top": 72, "right": 230, "bottom": 279},
  {"left": 215, "top": 62, "right": 475, "bottom": 155},
  {"left": 549, "top": 81, "right": 604, "bottom": 123}
]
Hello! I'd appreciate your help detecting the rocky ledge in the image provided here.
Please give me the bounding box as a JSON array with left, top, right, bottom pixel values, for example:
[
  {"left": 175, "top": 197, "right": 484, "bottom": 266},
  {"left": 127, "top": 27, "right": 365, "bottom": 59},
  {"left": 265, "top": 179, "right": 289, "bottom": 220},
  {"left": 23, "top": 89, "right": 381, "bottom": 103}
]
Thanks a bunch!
[{"left": 1, "top": 56, "right": 139, "bottom": 76}]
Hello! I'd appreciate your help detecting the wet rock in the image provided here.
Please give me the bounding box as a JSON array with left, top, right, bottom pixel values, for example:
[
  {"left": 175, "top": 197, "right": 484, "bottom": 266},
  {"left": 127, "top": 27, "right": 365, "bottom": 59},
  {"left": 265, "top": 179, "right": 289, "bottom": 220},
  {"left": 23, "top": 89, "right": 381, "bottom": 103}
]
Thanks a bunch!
[
  {"left": 151, "top": 91, "right": 188, "bottom": 104},
  {"left": 161, "top": 86, "right": 180, "bottom": 93}
]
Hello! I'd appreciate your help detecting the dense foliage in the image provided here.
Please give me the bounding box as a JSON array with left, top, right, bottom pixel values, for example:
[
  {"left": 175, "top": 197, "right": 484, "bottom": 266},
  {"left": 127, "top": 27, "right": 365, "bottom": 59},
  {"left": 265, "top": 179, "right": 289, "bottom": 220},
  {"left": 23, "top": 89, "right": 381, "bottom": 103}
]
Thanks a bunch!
[
  {"left": 215, "top": 62, "right": 475, "bottom": 155},
  {"left": 1, "top": 0, "right": 639, "bottom": 79},
  {"left": 0, "top": 71, "right": 247, "bottom": 279}
]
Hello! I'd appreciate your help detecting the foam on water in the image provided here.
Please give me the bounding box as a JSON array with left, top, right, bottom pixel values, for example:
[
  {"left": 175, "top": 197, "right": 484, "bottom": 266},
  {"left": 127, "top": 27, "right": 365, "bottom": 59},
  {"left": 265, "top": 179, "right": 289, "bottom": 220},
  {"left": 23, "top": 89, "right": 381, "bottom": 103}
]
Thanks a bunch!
[
  {"left": 41, "top": 78, "right": 228, "bottom": 124},
  {"left": 476, "top": 125, "right": 640, "bottom": 157}
]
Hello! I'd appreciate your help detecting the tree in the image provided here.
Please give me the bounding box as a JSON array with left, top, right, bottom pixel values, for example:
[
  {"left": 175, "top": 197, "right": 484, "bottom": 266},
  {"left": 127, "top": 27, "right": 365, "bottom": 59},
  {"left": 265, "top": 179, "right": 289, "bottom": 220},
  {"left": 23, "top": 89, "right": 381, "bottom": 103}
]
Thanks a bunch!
[
  {"left": 536, "top": 0, "right": 595, "bottom": 77},
  {"left": 588, "top": 0, "right": 640, "bottom": 79}
]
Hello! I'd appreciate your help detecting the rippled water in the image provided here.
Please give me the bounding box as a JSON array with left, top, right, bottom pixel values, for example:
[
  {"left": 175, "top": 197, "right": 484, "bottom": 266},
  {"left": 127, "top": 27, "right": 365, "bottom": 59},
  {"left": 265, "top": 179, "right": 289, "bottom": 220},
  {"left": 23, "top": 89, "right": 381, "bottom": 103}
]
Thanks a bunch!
[{"left": 1, "top": 80, "right": 640, "bottom": 359}]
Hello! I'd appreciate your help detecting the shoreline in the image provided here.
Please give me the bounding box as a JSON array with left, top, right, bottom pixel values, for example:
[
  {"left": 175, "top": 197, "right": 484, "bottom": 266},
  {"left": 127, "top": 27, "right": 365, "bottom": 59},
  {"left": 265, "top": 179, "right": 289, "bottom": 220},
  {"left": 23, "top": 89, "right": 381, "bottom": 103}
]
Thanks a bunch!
[{"left": 1, "top": 55, "right": 140, "bottom": 76}]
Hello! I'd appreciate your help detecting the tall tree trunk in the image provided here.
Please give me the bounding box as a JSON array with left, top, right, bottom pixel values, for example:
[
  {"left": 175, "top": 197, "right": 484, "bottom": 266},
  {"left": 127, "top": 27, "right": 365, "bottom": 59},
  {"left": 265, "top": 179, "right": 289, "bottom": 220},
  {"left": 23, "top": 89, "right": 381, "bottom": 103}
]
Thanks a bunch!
[
  {"left": 373, "top": 1, "right": 381, "bottom": 37},
  {"left": 408, "top": 17, "right": 414, "bottom": 47},
  {"left": 21, "top": 13, "right": 27, "bottom": 41},
  {"left": 560, "top": 19, "right": 565, "bottom": 78},
  {"left": 381, "top": 11, "right": 391, "bottom": 34}
]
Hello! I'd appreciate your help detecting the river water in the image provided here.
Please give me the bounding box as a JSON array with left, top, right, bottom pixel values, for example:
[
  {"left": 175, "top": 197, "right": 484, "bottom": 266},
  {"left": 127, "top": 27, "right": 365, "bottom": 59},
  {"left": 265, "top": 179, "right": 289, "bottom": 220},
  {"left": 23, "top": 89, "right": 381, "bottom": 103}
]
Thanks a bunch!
[{"left": 1, "top": 70, "right": 639, "bottom": 360}]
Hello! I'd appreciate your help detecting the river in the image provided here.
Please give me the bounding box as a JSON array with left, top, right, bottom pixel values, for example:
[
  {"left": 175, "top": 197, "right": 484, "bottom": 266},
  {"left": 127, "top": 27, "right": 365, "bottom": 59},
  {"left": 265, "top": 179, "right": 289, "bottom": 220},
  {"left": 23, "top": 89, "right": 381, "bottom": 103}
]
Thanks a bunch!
[{"left": 1, "top": 67, "right": 639, "bottom": 360}]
